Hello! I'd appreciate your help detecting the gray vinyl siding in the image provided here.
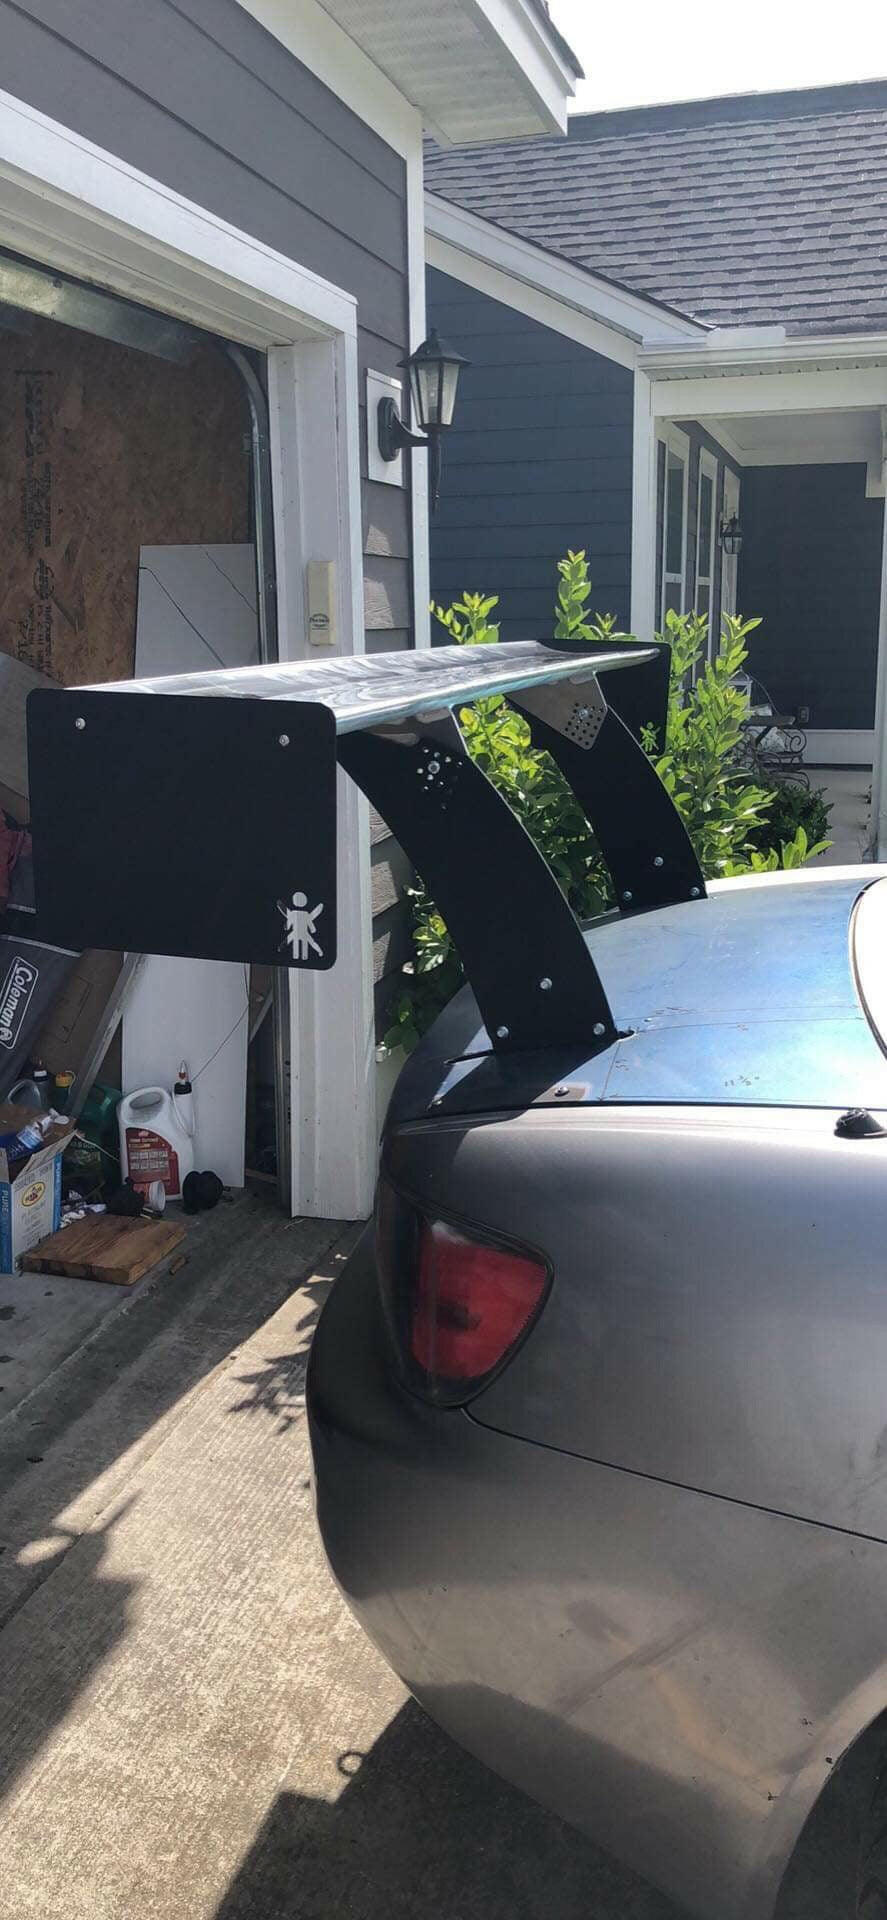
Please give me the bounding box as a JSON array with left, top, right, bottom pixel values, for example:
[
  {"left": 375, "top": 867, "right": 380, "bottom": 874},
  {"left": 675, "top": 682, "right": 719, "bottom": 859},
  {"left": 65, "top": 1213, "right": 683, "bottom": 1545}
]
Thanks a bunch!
[
  {"left": 427, "top": 268, "right": 634, "bottom": 638},
  {"left": 2, "top": 0, "right": 413, "bottom": 1000},
  {"left": 737, "top": 464, "right": 883, "bottom": 731}
]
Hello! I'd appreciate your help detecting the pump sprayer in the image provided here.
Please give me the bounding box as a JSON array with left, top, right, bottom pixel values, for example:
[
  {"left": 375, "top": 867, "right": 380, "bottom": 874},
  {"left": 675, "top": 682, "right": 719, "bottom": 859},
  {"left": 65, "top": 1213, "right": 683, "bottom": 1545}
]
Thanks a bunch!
[{"left": 118, "top": 1062, "right": 196, "bottom": 1201}]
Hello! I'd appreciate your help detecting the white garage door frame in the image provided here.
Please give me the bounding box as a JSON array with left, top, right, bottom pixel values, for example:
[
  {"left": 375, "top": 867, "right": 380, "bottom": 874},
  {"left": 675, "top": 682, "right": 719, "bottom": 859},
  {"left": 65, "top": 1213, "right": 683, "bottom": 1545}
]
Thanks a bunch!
[{"left": 0, "top": 86, "right": 377, "bottom": 1220}]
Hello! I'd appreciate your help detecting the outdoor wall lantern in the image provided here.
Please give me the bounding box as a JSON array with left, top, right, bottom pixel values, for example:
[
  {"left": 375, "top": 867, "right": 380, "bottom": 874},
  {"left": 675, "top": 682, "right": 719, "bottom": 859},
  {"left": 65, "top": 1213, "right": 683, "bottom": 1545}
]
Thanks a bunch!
[
  {"left": 719, "top": 513, "right": 743, "bottom": 557},
  {"left": 377, "top": 328, "right": 470, "bottom": 511}
]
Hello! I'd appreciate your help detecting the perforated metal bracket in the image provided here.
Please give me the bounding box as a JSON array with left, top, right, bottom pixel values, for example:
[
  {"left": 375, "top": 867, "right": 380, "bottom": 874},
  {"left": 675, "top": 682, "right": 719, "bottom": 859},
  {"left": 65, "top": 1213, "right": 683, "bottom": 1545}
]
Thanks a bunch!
[
  {"left": 514, "top": 677, "right": 607, "bottom": 751},
  {"left": 510, "top": 678, "right": 706, "bottom": 913},
  {"left": 337, "top": 710, "right": 618, "bottom": 1055}
]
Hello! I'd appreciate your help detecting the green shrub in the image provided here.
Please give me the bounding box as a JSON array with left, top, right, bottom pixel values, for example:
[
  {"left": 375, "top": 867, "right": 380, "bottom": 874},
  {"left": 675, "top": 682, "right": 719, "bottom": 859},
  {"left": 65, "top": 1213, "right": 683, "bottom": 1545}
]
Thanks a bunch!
[
  {"left": 748, "top": 778, "right": 832, "bottom": 857},
  {"left": 382, "top": 552, "right": 829, "bottom": 1054}
]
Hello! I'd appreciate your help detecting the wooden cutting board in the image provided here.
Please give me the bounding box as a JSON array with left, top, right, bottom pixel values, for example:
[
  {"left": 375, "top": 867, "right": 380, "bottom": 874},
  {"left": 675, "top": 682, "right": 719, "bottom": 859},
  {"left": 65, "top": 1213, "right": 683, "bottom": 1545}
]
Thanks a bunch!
[{"left": 23, "top": 1213, "right": 185, "bottom": 1285}]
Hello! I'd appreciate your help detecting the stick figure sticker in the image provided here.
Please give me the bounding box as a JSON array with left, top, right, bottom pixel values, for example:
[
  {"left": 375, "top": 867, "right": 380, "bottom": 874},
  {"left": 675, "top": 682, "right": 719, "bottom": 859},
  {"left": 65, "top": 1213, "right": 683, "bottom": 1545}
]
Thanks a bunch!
[{"left": 278, "top": 891, "right": 324, "bottom": 961}]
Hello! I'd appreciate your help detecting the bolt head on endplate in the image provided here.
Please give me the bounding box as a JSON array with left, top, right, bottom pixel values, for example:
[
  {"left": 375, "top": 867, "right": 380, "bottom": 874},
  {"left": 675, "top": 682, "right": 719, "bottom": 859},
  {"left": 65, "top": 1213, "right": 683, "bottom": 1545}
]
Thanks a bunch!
[
  {"left": 428, "top": 759, "right": 441, "bottom": 775},
  {"left": 278, "top": 733, "right": 290, "bottom": 747},
  {"left": 690, "top": 886, "right": 701, "bottom": 899},
  {"left": 496, "top": 1024, "right": 509, "bottom": 1039},
  {"left": 539, "top": 976, "right": 553, "bottom": 992},
  {"left": 593, "top": 1021, "right": 606, "bottom": 1037},
  {"left": 653, "top": 855, "right": 664, "bottom": 868},
  {"left": 74, "top": 716, "right": 86, "bottom": 731},
  {"left": 622, "top": 890, "right": 633, "bottom": 905}
]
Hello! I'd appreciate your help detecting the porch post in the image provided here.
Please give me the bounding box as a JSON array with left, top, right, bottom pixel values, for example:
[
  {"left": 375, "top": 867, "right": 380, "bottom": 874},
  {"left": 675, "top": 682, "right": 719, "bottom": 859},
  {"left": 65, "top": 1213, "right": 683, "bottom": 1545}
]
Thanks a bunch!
[
  {"left": 870, "top": 490, "right": 887, "bottom": 860},
  {"left": 630, "top": 370, "right": 657, "bottom": 639}
]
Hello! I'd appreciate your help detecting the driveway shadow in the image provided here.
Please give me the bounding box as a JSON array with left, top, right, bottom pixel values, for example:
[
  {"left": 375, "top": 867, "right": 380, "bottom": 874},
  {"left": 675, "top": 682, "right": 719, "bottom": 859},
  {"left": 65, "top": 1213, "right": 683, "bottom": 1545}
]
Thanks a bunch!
[{"left": 0, "top": 1202, "right": 352, "bottom": 1817}]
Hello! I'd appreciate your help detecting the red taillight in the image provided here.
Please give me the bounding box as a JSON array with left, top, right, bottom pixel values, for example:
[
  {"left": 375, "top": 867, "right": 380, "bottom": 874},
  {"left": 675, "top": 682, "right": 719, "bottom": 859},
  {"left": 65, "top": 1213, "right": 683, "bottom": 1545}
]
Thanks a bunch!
[{"left": 376, "top": 1178, "right": 549, "bottom": 1406}]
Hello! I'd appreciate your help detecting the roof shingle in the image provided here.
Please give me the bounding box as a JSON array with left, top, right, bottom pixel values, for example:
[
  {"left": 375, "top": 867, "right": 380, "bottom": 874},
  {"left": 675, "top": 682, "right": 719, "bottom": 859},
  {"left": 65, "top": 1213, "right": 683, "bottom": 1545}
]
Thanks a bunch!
[{"left": 425, "top": 80, "right": 887, "bottom": 335}]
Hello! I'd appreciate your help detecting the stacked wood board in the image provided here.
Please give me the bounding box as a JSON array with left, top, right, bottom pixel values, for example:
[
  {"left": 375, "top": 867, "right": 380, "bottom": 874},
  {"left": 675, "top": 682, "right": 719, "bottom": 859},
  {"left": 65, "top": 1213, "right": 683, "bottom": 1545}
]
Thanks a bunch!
[{"left": 23, "top": 1214, "right": 185, "bottom": 1286}]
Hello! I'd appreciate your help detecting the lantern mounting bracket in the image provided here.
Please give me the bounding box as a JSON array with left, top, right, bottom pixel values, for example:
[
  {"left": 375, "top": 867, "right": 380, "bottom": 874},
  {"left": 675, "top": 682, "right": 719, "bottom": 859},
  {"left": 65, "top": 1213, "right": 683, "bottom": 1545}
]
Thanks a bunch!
[{"left": 377, "top": 395, "right": 429, "bottom": 461}]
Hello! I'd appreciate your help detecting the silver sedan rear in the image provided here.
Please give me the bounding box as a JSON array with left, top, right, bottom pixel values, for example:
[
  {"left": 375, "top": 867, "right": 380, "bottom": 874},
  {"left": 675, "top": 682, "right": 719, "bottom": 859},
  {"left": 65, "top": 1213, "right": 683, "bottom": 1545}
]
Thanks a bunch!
[{"left": 309, "top": 868, "right": 887, "bottom": 1920}]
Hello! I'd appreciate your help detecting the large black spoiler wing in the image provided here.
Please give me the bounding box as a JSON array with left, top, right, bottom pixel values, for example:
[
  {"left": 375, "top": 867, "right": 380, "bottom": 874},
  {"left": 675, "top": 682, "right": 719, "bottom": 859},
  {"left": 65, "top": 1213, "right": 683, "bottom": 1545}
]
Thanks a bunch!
[{"left": 26, "top": 638, "right": 704, "bottom": 1055}]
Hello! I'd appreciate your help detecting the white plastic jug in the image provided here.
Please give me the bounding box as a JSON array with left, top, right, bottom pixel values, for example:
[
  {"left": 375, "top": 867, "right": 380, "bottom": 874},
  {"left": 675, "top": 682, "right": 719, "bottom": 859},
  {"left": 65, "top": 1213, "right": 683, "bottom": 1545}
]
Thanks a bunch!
[{"left": 118, "top": 1086, "right": 195, "bottom": 1201}]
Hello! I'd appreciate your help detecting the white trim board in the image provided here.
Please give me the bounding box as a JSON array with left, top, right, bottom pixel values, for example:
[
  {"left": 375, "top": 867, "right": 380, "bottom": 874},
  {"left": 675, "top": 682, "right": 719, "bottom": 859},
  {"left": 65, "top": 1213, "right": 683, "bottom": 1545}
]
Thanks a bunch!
[
  {"left": 0, "top": 89, "right": 358, "bottom": 347},
  {"left": 407, "top": 143, "right": 431, "bottom": 648},
  {"left": 630, "top": 370, "right": 657, "bottom": 639},
  {"left": 0, "top": 87, "right": 377, "bottom": 1218},
  {"left": 805, "top": 731, "right": 874, "bottom": 766},
  {"left": 428, "top": 232, "right": 637, "bottom": 371},
  {"left": 650, "top": 369, "right": 887, "bottom": 422},
  {"left": 426, "top": 193, "right": 704, "bottom": 357}
]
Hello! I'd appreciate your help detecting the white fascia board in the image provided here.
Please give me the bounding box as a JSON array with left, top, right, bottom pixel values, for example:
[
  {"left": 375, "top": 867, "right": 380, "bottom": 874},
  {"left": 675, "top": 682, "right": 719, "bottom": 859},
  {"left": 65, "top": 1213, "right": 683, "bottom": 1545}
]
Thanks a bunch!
[
  {"left": 462, "top": 0, "right": 578, "bottom": 134},
  {"left": 651, "top": 368, "right": 887, "bottom": 422},
  {"left": 641, "top": 332, "right": 887, "bottom": 378},
  {"left": 426, "top": 193, "right": 704, "bottom": 360},
  {"left": 237, "top": 0, "right": 575, "bottom": 143}
]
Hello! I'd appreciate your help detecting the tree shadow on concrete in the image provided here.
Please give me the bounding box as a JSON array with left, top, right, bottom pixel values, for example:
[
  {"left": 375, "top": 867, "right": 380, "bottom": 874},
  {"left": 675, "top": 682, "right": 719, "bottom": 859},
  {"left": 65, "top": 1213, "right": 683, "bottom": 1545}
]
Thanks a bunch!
[
  {"left": 214, "top": 1698, "right": 688, "bottom": 1920},
  {"left": 226, "top": 1276, "right": 333, "bottom": 1433}
]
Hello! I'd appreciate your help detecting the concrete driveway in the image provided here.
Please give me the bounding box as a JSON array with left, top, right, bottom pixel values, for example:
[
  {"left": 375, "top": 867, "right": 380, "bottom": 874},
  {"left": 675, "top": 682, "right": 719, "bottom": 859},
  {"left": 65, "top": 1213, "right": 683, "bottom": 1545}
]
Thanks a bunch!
[{"left": 0, "top": 1194, "right": 861, "bottom": 1918}]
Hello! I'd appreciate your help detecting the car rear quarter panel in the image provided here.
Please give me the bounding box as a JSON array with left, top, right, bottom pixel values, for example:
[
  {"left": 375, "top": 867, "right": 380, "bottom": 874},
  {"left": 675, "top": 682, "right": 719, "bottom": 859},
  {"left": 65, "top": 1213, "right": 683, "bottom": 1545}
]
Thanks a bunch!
[
  {"left": 386, "top": 1105, "right": 887, "bottom": 1538},
  {"left": 308, "top": 1237, "right": 887, "bottom": 1920}
]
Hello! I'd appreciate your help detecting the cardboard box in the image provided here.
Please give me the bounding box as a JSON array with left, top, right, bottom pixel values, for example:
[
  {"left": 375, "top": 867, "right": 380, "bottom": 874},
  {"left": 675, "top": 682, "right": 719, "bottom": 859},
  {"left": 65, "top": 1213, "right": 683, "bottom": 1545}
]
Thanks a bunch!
[{"left": 0, "top": 1103, "right": 75, "bottom": 1272}]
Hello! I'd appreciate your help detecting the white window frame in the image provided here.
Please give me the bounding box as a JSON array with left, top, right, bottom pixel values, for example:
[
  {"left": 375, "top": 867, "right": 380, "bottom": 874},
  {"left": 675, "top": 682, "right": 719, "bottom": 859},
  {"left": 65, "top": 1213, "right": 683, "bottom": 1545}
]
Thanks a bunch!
[
  {"left": 658, "top": 426, "right": 690, "bottom": 628},
  {"left": 0, "top": 85, "right": 379, "bottom": 1219},
  {"left": 695, "top": 447, "right": 718, "bottom": 649}
]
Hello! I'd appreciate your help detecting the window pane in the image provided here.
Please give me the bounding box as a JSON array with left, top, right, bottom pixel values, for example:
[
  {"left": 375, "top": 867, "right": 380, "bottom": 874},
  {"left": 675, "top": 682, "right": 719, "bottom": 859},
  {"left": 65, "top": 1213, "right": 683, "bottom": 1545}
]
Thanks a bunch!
[
  {"left": 665, "top": 450, "right": 685, "bottom": 576},
  {"left": 697, "top": 581, "right": 711, "bottom": 618},
  {"left": 664, "top": 579, "right": 682, "bottom": 617}
]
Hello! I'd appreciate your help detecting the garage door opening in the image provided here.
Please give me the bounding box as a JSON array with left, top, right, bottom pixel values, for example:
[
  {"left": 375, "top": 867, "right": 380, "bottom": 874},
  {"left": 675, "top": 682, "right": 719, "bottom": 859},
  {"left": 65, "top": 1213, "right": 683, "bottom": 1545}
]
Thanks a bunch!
[{"left": 0, "top": 247, "right": 289, "bottom": 1205}]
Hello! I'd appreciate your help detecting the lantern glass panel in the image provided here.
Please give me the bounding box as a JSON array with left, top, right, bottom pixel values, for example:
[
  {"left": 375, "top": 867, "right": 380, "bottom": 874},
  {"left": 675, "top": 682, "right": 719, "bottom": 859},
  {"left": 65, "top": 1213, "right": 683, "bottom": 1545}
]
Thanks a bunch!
[{"left": 413, "top": 356, "right": 460, "bottom": 429}]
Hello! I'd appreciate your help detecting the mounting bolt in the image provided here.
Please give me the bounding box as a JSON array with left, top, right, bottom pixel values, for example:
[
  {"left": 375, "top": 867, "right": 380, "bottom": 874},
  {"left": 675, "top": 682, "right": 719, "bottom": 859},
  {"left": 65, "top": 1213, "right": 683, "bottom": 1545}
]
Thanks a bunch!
[
  {"left": 690, "top": 886, "right": 701, "bottom": 899},
  {"left": 653, "top": 855, "right": 664, "bottom": 868},
  {"left": 593, "top": 1021, "right": 606, "bottom": 1038},
  {"left": 431, "top": 1096, "right": 443, "bottom": 1108},
  {"left": 278, "top": 733, "right": 290, "bottom": 747},
  {"left": 496, "top": 1025, "right": 510, "bottom": 1039},
  {"left": 428, "top": 759, "right": 441, "bottom": 775},
  {"left": 539, "top": 976, "right": 553, "bottom": 992},
  {"left": 622, "top": 890, "right": 633, "bottom": 905},
  {"left": 577, "top": 707, "right": 591, "bottom": 721},
  {"left": 554, "top": 1084, "right": 570, "bottom": 1097},
  {"left": 74, "top": 716, "right": 86, "bottom": 731}
]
